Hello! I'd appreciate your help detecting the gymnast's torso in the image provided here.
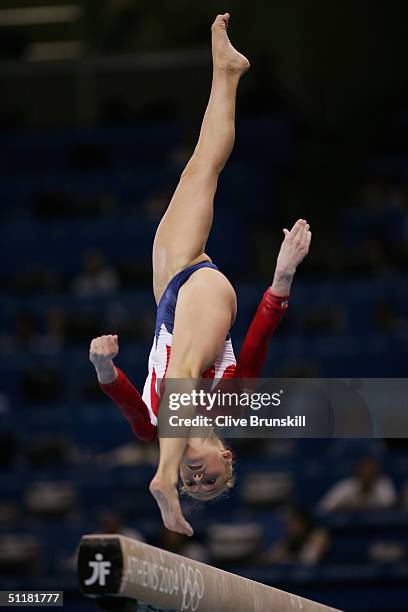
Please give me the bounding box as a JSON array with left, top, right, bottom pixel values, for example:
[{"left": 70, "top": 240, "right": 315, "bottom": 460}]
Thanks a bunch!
[{"left": 142, "top": 262, "right": 237, "bottom": 425}]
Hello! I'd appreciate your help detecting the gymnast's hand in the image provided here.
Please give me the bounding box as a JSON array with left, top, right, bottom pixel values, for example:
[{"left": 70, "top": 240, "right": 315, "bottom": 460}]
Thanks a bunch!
[
  {"left": 89, "top": 334, "right": 119, "bottom": 384},
  {"left": 271, "top": 219, "right": 312, "bottom": 296}
]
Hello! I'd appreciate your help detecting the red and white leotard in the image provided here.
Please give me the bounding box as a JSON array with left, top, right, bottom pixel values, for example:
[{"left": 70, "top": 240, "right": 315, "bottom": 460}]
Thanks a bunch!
[
  {"left": 100, "top": 262, "right": 288, "bottom": 442},
  {"left": 141, "top": 262, "right": 237, "bottom": 426}
]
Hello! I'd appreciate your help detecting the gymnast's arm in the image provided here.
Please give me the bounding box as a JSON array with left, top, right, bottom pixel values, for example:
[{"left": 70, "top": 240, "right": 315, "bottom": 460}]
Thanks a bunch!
[
  {"left": 236, "top": 219, "right": 312, "bottom": 378},
  {"left": 89, "top": 334, "right": 157, "bottom": 442},
  {"left": 235, "top": 288, "right": 288, "bottom": 378}
]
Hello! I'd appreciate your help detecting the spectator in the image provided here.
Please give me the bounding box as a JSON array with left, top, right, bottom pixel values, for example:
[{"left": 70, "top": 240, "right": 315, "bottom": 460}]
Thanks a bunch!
[
  {"left": 0, "top": 535, "right": 40, "bottom": 577},
  {"left": 240, "top": 471, "right": 293, "bottom": 507},
  {"left": 158, "top": 528, "right": 209, "bottom": 564},
  {"left": 24, "top": 435, "right": 73, "bottom": 468},
  {"left": 25, "top": 481, "right": 78, "bottom": 518},
  {"left": 71, "top": 249, "right": 119, "bottom": 297},
  {"left": 319, "top": 457, "right": 397, "bottom": 513},
  {"left": 0, "top": 502, "right": 19, "bottom": 528},
  {"left": 257, "top": 507, "right": 330, "bottom": 566},
  {"left": 2, "top": 310, "right": 66, "bottom": 356},
  {"left": 98, "top": 511, "right": 144, "bottom": 542},
  {"left": 208, "top": 523, "right": 263, "bottom": 566},
  {"left": 102, "top": 441, "right": 159, "bottom": 468}
]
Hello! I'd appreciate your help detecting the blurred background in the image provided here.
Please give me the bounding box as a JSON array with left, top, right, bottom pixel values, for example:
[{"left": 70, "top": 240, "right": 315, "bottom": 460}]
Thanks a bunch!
[{"left": 1, "top": 1, "right": 408, "bottom": 611}]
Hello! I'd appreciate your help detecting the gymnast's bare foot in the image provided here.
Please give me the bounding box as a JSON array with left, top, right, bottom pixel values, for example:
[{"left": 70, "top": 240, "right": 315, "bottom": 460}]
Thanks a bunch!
[
  {"left": 211, "top": 13, "right": 250, "bottom": 75},
  {"left": 149, "top": 476, "right": 193, "bottom": 537}
]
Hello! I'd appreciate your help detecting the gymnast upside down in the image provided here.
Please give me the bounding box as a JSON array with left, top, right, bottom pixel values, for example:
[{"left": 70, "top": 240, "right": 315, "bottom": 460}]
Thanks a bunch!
[{"left": 89, "top": 13, "right": 311, "bottom": 536}]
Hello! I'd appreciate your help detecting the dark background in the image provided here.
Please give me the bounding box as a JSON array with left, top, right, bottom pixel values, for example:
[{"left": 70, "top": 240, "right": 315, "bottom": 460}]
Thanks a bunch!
[{"left": 1, "top": 2, "right": 408, "bottom": 611}]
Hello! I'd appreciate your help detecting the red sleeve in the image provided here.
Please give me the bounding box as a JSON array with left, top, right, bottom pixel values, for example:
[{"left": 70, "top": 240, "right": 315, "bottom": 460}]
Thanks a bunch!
[
  {"left": 235, "top": 288, "right": 288, "bottom": 378},
  {"left": 99, "top": 367, "right": 157, "bottom": 442}
]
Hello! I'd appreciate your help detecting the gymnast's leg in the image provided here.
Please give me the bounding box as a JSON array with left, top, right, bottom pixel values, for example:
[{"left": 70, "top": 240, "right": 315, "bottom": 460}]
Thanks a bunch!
[
  {"left": 150, "top": 267, "right": 236, "bottom": 535},
  {"left": 149, "top": 14, "right": 249, "bottom": 535},
  {"left": 152, "top": 13, "right": 249, "bottom": 303}
]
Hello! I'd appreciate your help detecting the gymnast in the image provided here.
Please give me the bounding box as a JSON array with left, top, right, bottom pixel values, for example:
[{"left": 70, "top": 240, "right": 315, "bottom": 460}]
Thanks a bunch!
[{"left": 89, "top": 13, "right": 311, "bottom": 536}]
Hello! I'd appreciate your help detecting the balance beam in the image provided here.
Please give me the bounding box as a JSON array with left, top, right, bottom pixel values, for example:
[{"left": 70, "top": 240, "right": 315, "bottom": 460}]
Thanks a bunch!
[{"left": 78, "top": 534, "right": 341, "bottom": 612}]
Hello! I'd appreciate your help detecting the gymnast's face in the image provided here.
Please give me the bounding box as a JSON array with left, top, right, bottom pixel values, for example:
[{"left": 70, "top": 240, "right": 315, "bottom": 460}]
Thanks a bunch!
[{"left": 179, "top": 440, "right": 232, "bottom": 500}]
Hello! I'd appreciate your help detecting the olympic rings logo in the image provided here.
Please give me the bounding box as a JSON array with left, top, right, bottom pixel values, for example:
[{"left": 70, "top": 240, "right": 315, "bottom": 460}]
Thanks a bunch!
[{"left": 179, "top": 563, "right": 205, "bottom": 611}]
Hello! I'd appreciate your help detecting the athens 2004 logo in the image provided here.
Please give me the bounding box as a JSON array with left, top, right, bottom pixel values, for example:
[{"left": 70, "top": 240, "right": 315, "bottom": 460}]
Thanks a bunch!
[{"left": 125, "top": 555, "right": 205, "bottom": 611}]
